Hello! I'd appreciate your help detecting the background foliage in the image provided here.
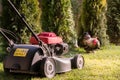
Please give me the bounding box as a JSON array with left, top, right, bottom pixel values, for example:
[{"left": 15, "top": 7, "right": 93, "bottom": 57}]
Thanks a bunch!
[
  {"left": 78, "top": 0, "right": 109, "bottom": 46},
  {"left": 41, "top": 0, "right": 77, "bottom": 44},
  {"left": 107, "top": 0, "right": 120, "bottom": 44},
  {"left": 71, "top": 0, "right": 82, "bottom": 35},
  {"left": 1, "top": 0, "right": 41, "bottom": 43}
]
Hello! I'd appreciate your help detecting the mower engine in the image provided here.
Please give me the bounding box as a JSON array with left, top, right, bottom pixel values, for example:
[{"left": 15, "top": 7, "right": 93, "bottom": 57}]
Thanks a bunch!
[{"left": 30, "top": 32, "right": 69, "bottom": 56}]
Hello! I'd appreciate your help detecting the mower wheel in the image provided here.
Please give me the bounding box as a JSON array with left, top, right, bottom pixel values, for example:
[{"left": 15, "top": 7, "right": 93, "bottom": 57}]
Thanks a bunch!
[
  {"left": 71, "top": 54, "right": 84, "bottom": 69},
  {"left": 40, "top": 57, "right": 56, "bottom": 78}
]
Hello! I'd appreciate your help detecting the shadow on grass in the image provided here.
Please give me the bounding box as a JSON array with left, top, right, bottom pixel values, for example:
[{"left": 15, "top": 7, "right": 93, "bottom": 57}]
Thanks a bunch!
[
  {"left": 0, "top": 70, "right": 32, "bottom": 80},
  {"left": 0, "top": 70, "right": 47, "bottom": 80}
]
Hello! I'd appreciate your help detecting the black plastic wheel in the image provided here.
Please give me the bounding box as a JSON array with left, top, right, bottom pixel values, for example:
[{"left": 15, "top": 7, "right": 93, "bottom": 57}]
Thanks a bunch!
[
  {"left": 71, "top": 54, "right": 84, "bottom": 69},
  {"left": 39, "top": 57, "right": 56, "bottom": 78}
]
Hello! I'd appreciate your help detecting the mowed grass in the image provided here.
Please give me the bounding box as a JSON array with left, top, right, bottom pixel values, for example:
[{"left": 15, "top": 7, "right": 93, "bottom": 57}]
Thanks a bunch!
[{"left": 0, "top": 45, "right": 120, "bottom": 80}]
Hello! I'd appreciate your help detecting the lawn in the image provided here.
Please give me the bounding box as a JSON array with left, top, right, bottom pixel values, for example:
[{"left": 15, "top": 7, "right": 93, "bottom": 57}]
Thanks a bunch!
[{"left": 0, "top": 45, "right": 120, "bottom": 80}]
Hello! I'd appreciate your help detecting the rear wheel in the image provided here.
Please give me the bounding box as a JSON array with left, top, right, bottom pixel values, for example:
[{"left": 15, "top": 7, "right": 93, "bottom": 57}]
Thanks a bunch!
[
  {"left": 71, "top": 54, "right": 84, "bottom": 69},
  {"left": 40, "top": 57, "right": 56, "bottom": 78}
]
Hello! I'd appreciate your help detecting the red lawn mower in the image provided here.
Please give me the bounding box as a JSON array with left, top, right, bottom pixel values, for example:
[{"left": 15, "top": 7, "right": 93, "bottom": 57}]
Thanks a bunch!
[{"left": 1, "top": 0, "right": 84, "bottom": 78}]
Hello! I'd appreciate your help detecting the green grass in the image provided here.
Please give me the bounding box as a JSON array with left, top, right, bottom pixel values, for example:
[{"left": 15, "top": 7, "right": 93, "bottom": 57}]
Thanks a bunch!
[{"left": 0, "top": 45, "right": 120, "bottom": 80}]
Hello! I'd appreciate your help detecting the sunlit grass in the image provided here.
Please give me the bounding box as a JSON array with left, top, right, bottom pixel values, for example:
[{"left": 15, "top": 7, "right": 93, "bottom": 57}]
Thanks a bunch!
[{"left": 0, "top": 45, "right": 120, "bottom": 80}]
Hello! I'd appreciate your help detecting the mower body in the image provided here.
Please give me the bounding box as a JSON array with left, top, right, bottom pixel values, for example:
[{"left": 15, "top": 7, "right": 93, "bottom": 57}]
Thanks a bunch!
[
  {"left": 4, "top": 44, "right": 74, "bottom": 74},
  {"left": 3, "top": 32, "right": 84, "bottom": 78}
]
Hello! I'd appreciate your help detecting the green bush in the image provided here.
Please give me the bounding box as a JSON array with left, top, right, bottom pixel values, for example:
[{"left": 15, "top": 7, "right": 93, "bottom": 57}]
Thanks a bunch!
[
  {"left": 41, "top": 0, "right": 77, "bottom": 45},
  {"left": 1, "top": 0, "right": 41, "bottom": 43},
  {"left": 79, "top": 0, "right": 109, "bottom": 46},
  {"left": 107, "top": 0, "right": 120, "bottom": 44}
]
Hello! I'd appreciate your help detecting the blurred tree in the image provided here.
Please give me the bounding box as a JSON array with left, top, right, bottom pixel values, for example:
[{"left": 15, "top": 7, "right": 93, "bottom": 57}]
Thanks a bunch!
[
  {"left": 107, "top": 0, "right": 120, "bottom": 44},
  {"left": 1, "top": 0, "right": 41, "bottom": 43},
  {"left": 79, "top": 0, "right": 109, "bottom": 46},
  {"left": 0, "top": 0, "right": 2, "bottom": 16},
  {"left": 41, "top": 0, "right": 77, "bottom": 46},
  {"left": 71, "top": 0, "right": 82, "bottom": 35},
  {"left": 0, "top": 1, "right": 6, "bottom": 52}
]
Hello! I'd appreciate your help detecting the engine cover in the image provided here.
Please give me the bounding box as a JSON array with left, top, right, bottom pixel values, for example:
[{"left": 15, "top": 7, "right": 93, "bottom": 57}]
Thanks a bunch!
[{"left": 30, "top": 32, "right": 63, "bottom": 44}]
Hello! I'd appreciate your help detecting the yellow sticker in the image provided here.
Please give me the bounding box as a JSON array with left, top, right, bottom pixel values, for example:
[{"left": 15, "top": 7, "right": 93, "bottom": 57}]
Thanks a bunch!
[{"left": 14, "top": 48, "right": 29, "bottom": 57}]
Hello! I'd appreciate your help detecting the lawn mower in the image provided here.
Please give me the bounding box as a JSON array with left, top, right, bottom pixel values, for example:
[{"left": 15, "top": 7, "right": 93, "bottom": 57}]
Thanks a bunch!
[{"left": 1, "top": 0, "right": 84, "bottom": 78}]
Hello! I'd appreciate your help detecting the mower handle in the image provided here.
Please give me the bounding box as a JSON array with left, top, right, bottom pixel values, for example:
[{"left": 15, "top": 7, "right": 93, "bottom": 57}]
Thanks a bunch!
[
  {"left": 7, "top": 0, "right": 42, "bottom": 45},
  {"left": 7, "top": 0, "right": 51, "bottom": 56},
  {"left": 0, "top": 28, "right": 14, "bottom": 47}
]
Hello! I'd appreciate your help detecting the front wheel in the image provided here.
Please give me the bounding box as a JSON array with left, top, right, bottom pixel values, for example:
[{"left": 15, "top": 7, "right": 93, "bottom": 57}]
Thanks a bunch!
[
  {"left": 39, "top": 57, "right": 56, "bottom": 78},
  {"left": 71, "top": 54, "right": 84, "bottom": 69}
]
